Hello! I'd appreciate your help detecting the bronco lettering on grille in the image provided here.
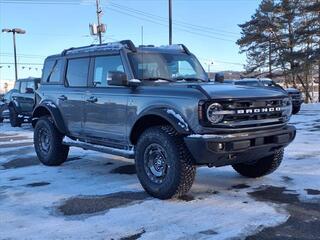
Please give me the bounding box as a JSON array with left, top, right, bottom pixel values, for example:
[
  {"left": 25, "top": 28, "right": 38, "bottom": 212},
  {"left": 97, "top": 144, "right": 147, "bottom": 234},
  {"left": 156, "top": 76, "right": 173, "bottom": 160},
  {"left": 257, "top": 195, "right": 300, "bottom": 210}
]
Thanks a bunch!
[{"left": 236, "top": 107, "right": 281, "bottom": 115}]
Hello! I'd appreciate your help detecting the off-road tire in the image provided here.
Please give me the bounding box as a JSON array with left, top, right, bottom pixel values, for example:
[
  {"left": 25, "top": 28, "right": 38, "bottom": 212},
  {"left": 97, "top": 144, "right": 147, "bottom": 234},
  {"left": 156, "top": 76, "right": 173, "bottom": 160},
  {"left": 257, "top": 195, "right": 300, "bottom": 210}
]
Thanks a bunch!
[
  {"left": 232, "top": 148, "right": 284, "bottom": 178},
  {"left": 135, "top": 125, "right": 196, "bottom": 199},
  {"left": 9, "top": 106, "right": 22, "bottom": 127},
  {"left": 34, "top": 116, "right": 69, "bottom": 166},
  {"left": 292, "top": 106, "right": 301, "bottom": 115}
]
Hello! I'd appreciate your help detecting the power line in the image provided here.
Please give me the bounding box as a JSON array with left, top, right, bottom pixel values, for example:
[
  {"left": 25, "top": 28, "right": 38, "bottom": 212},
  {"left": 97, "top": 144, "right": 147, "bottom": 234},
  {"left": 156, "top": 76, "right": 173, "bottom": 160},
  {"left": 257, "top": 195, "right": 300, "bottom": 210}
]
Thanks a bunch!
[
  {"left": 108, "top": 1, "right": 239, "bottom": 37},
  {"left": 0, "top": 62, "right": 43, "bottom": 65},
  {"left": 106, "top": 6, "right": 236, "bottom": 42}
]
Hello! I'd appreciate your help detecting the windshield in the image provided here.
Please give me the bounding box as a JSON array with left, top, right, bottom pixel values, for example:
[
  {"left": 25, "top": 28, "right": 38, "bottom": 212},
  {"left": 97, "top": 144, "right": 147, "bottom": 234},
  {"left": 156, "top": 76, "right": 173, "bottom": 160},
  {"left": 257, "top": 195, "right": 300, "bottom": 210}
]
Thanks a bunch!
[
  {"left": 261, "top": 80, "right": 277, "bottom": 87},
  {"left": 234, "top": 81, "right": 261, "bottom": 87},
  {"left": 128, "top": 52, "right": 208, "bottom": 82}
]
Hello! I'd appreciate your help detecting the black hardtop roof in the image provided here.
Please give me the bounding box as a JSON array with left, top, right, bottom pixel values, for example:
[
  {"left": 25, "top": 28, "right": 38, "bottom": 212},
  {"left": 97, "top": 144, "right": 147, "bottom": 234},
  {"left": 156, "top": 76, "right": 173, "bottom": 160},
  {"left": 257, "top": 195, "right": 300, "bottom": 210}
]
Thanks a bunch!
[{"left": 45, "top": 40, "right": 191, "bottom": 60}]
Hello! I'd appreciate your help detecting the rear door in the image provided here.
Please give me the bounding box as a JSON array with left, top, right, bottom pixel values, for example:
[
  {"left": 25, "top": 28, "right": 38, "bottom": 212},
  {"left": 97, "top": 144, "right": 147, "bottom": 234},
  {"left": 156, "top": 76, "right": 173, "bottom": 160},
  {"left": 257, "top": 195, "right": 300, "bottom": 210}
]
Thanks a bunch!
[
  {"left": 58, "top": 57, "right": 90, "bottom": 136},
  {"left": 83, "top": 54, "right": 129, "bottom": 148}
]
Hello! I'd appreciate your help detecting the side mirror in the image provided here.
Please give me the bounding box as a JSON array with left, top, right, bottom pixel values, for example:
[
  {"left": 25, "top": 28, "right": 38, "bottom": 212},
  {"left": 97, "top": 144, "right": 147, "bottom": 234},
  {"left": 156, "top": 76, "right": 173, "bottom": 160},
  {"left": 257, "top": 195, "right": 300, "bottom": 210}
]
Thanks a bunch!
[
  {"left": 215, "top": 72, "right": 225, "bottom": 83},
  {"left": 107, "top": 71, "right": 128, "bottom": 86},
  {"left": 128, "top": 79, "right": 141, "bottom": 88},
  {"left": 25, "top": 88, "right": 34, "bottom": 94}
]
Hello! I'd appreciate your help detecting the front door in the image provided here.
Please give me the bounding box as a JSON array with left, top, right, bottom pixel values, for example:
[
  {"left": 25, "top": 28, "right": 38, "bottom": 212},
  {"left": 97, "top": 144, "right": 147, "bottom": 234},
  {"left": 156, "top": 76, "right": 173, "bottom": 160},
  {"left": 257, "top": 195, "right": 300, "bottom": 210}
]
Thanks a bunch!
[{"left": 83, "top": 55, "right": 129, "bottom": 148}]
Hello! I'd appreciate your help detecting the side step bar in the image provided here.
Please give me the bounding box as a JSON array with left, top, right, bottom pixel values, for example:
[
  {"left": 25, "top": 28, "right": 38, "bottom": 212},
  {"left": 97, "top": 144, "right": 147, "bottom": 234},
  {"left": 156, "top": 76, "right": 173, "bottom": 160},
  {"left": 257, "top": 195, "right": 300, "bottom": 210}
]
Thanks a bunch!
[{"left": 62, "top": 136, "right": 135, "bottom": 159}]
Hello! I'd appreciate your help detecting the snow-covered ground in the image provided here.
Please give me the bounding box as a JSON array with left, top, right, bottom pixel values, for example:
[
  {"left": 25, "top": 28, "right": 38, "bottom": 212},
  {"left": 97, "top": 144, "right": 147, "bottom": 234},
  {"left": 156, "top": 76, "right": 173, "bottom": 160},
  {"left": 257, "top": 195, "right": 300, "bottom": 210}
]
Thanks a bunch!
[{"left": 0, "top": 104, "right": 319, "bottom": 240}]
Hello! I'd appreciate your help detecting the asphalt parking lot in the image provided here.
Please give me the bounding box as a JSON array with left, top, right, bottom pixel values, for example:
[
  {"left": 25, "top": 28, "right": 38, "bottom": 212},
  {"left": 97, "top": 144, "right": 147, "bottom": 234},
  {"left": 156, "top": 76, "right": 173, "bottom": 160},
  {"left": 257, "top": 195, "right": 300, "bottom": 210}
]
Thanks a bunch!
[{"left": 1, "top": 104, "right": 320, "bottom": 240}]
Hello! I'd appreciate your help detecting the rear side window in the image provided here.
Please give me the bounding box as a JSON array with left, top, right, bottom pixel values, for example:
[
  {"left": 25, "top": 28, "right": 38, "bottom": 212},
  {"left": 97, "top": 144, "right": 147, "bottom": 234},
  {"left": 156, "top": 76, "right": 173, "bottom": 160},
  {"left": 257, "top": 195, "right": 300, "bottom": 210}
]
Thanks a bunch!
[
  {"left": 49, "top": 60, "right": 63, "bottom": 83},
  {"left": 42, "top": 59, "right": 55, "bottom": 83},
  {"left": 66, "top": 58, "right": 90, "bottom": 87}
]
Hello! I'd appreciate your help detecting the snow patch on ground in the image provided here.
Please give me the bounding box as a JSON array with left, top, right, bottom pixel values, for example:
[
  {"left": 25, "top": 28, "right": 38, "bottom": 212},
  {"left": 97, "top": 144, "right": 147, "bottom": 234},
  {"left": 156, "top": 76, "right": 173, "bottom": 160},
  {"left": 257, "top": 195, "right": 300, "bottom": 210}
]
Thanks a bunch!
[{"left": 0, "top": 104, "right": 319, "bottom": 239}]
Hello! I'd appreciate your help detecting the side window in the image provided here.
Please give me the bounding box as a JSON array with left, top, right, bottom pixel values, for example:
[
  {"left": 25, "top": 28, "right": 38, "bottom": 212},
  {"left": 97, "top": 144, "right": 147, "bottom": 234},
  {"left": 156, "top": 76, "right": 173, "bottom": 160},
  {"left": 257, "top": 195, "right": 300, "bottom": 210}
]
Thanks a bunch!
[
  {"left": 49, "top": 60, "right": 63, "bottom": 83},
  {"left": 66, "top": 58, "right": 90, "bottom": 87},
  {"left": 93, "top": 55, "right": 124, "bottom": 87},
  {"left": 20, "top": 82, "right": 27, "bottom": 93},
  {"left": 26, "top": 81, "right": 35, "bottom": 93},
  {"left": 42, "top": 59, "right": 55, "bottom": 83}
]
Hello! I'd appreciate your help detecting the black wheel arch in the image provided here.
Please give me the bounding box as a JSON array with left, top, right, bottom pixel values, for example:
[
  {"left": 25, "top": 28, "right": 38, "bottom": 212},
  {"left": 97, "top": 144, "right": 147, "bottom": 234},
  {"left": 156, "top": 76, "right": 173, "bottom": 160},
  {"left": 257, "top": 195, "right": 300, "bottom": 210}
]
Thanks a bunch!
[
  {"left": 130, "top": 108, "right": 192, "bottom": 145},
  {"left": 32, "top": 101, "right": 67, "bottom": 134}
]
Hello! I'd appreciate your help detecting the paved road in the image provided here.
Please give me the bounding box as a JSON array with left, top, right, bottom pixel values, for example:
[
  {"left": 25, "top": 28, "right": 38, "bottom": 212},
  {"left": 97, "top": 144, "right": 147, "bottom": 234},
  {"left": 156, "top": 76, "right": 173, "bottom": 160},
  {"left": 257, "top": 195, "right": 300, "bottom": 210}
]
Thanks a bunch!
[{"left": 0, "top": 104, "right": 320, "bottom": 240}]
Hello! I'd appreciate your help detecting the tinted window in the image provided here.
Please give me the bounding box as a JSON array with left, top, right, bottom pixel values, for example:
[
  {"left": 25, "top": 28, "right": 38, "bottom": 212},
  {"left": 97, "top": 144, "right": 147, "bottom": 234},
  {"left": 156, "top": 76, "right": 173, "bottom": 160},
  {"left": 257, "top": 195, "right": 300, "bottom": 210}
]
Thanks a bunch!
[
  {"left": 20, "top": 81, "right": 35, "bottom": 94},
  {"left": 20, "top": 82, "right": 27, "bottom": 93},
  {"left": 93, "top": 55, "right": 124, "bottom": 87},
  {"left": 66, "top": 58, "right": 90, "bottom": 87},
  {"left": 42, "top": 59, "right": 55, "bottom": 83},
  {"left": 49, "top": 60, "right": 63, "bottom": 83}
]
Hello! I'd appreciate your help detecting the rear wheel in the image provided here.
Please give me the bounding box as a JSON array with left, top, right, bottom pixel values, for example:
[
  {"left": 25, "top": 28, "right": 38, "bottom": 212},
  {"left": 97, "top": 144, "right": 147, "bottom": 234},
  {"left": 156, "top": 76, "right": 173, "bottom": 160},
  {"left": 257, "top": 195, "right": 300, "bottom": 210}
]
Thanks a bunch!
[
  {"left": 232, "top": 148, "right": 284, "bottom": 178},
  {"left": 34, "top": 117, "right": 69, "bottom": 166},
  {"left": 9, "top": 106, "right": 22, "bottom": 127},
  {"left": 135, "top": 125, "right": 196, "bottom": 199}
]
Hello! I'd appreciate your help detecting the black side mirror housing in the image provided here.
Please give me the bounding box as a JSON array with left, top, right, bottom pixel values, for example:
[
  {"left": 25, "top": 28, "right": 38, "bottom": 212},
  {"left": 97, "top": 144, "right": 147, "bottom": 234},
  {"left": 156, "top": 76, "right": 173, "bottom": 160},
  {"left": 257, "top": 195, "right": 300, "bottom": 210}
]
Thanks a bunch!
[{"left": 107, "top": 71, "right": 128, "bottom": 86}]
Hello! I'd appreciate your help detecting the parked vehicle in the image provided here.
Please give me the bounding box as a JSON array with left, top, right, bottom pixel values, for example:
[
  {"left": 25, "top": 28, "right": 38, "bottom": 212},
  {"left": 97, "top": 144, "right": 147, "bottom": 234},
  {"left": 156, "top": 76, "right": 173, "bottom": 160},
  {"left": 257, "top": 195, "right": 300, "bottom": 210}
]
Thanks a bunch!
[
  {"left": 32, "top": 40, "right": 296, "bottom": 199},
  {"left": 224, "top": 78, "right": 304, "bottom": 114},
  {"left": 7, "top": 77, "right": 40, "bottom": 127},
  {"left": 0, "top": 89, "right": 18, "bottom": 123}
]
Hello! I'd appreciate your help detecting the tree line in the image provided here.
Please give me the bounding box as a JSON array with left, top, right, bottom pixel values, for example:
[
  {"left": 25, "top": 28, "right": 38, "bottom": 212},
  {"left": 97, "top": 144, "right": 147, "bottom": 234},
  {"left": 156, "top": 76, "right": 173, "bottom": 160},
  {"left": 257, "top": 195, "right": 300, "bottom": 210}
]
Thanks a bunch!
[{"left": 237, "top": 0, "right": 320, "bottom": 102}]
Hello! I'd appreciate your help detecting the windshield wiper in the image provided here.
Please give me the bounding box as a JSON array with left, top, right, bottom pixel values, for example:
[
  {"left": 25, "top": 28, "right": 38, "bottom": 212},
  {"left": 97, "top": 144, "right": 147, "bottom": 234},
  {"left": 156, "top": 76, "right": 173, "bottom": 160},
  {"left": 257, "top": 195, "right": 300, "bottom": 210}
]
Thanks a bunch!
[
  {"left": 142, "top": 77, "right": 175, "bottom": 82},
  {"left": 175, "top": 77, "right": 207, "bottom": 82}
]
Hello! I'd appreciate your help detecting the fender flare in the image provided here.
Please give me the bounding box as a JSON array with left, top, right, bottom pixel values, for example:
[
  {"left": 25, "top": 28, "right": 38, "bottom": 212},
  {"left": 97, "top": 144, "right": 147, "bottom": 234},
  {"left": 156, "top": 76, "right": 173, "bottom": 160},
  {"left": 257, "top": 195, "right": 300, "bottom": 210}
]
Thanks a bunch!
[
  {"left": 32, "top": 101, "right": 67, "bottom": 134},
  {"left": 130, "top": 108, "right": 192, "bottom": 144}
]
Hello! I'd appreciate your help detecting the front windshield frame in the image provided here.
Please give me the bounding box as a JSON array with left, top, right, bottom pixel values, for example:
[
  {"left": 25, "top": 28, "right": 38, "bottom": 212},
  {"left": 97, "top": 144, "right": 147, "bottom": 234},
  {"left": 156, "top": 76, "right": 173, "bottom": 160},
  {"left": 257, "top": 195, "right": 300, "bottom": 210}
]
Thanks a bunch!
[{"left": 127, "top": 51, "right": 209, "bottom": 83}]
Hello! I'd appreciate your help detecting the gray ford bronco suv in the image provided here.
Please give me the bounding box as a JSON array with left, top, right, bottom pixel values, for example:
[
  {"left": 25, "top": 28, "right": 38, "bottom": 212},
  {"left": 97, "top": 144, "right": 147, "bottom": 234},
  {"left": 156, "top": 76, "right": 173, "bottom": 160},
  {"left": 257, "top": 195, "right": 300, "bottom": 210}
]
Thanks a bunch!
[{"left": 32, "top": 40, "right": 296, "bottom": 199}]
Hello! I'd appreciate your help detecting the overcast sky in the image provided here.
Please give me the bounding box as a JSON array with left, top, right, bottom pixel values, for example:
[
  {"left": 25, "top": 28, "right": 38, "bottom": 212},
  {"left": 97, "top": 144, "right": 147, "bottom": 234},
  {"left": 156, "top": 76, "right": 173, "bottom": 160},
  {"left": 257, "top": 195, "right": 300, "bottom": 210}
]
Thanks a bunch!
[{"left": 0, "top": 0, "right": 260, "bottom": 84}]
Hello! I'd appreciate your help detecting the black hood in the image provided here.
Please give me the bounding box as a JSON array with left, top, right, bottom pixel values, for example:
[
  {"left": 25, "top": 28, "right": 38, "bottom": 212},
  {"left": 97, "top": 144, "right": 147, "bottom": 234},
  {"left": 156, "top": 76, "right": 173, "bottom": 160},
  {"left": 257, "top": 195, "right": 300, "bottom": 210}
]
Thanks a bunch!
[{"left": 198, "top": 83, "right": 288, "bottom": 100}]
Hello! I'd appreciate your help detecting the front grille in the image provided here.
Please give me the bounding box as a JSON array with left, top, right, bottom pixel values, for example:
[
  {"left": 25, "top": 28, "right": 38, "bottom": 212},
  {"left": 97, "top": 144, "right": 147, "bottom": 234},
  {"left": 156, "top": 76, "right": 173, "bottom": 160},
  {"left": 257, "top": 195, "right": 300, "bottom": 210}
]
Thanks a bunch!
[{"left": 201, "top": 98, "right": 290, "bottom": 129}]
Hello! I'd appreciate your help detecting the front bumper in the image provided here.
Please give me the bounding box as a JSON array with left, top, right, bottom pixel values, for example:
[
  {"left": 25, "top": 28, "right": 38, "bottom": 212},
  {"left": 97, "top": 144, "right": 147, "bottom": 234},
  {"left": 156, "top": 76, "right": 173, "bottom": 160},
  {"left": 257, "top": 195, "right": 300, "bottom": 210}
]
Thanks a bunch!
[{"left": 184, "top": 125, "right": 296, "bottom": 167}]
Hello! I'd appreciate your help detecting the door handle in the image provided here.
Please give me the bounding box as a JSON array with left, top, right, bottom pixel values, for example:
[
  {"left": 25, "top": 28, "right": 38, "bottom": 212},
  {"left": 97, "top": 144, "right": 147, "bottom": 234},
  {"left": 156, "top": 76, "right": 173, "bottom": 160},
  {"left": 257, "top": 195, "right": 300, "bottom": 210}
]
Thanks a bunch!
[
  {"left": 86, "top": 96, "right": 98, "bottom": 103},
  {"left": 58, "top": 95, "right": 67, "bottom": 101}
]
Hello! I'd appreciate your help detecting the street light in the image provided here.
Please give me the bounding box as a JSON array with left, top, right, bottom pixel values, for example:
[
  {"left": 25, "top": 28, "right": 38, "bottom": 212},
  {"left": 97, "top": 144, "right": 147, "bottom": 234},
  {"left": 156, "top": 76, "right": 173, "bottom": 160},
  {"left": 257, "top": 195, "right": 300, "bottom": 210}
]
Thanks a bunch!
[{"left": 2, "top": 28, "right": 26, "bottom": 82}]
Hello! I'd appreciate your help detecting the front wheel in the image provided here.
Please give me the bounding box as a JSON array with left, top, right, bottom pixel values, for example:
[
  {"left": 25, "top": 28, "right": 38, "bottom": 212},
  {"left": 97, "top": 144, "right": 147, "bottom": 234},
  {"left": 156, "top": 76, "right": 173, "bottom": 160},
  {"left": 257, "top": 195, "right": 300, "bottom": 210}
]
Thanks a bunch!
[
  {"left": 135, "top": 125, "right": 196, "bottom": 199},
  {"left": 232, "top": 148, "right": 284, "bottom": 178},
  {"left": 9, "top": 106, "right": 22, "bottom": 127},
  {"left": 34, "top": 117, "right": 69, "bottom": 166},
  {"left": 292, "top": 105, "right": 301, "bottom": 115}
]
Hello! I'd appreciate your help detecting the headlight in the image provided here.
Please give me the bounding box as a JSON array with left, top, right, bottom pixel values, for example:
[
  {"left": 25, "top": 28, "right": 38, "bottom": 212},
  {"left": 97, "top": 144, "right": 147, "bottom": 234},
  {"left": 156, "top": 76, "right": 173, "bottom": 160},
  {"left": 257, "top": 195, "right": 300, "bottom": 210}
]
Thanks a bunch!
[
  {"left": 206, "top": 103, "right": 224, "bottom": 124},
  {"left": 282, "top": 97, "right": 292, "bottom": 118}
]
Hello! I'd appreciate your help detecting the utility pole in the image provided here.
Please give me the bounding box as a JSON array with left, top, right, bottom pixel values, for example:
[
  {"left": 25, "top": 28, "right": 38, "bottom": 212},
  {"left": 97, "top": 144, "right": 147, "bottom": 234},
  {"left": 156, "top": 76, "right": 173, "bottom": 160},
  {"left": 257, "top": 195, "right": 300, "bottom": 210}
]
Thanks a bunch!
[
  {"left": 96, "top": 0, "right": 102, "bottom": 44},
  {"left": 2, "top": 28, "right": 26, "bottom": 82},
  {"left": 169, "top": 0, "right": 172, "bottom": 45}
]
